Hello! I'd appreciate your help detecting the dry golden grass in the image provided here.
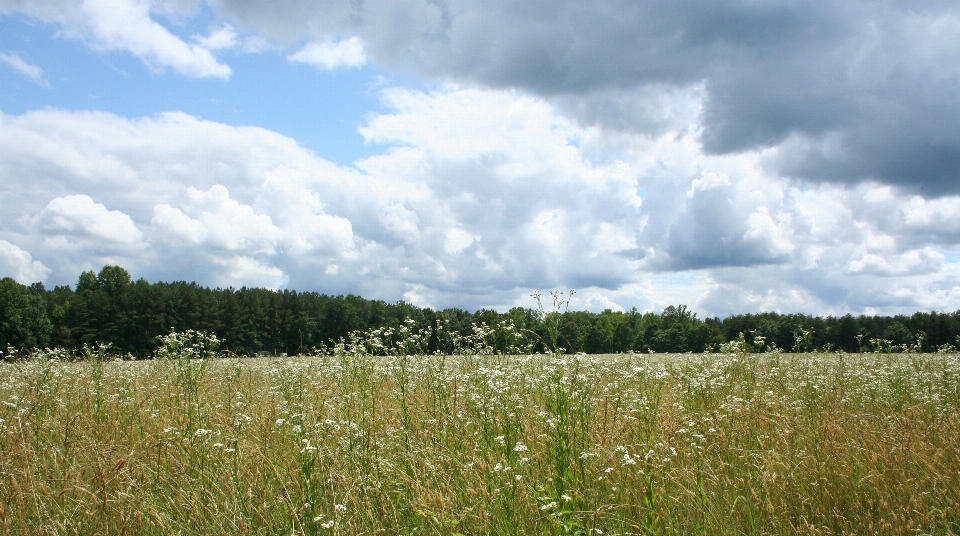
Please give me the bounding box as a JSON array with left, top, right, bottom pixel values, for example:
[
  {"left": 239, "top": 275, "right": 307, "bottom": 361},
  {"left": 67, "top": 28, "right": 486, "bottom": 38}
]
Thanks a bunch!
[{"left": 0, "top": 347, "right": 958, "bottom": 535}]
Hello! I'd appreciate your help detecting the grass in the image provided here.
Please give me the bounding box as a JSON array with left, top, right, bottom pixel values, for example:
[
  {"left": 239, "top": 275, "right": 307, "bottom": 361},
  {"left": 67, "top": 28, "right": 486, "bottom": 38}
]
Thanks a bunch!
[{"left": 1, "top": 332, "right": 959, "bottom": 534}]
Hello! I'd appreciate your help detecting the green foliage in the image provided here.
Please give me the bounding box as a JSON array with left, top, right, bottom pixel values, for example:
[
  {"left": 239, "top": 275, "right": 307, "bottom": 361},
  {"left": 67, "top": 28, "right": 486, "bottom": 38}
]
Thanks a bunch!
[
  {"left": 7, "top": 266, "right": 960, "bottom": 356},
  {"left": 0, "top": 277, "right": 51, "bottom": 353}
]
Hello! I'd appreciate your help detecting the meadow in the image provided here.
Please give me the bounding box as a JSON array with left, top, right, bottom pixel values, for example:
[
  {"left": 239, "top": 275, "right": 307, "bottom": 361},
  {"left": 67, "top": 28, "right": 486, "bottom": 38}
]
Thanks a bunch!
[{"left": 1, "top": 325, "right": 958, "bottom": 535}]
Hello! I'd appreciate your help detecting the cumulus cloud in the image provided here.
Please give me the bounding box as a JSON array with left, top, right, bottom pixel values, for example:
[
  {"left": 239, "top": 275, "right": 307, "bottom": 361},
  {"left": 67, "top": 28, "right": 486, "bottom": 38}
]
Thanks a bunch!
[
  {"left": 288, "top": 36, "right": 366, "bottom": 69},
  {"left": 214, "top": 255, "right": 288, "bottom": 290},
  {"left": 35, "top": 195, "right": 143, "bottom": 245},
  {"left": 662, "top": 172, "right": 792, "bottom": 270},
  {"left": 0, "top": 240, "right": 50, "bottom": 283},
  {"left": 7, "top": 0, "right": 959, "bottom": 192},
  {"left": 152, "top": 185, "right": 281, "bottom": 254},
  {"left": 0, "top": 52, "right": 48, "bottom": 86},
  {"left": 206, "top": 0, "right": 960, "bottom": 194},
  {"left": 1, "top": 0, "right": 230, "bottom": 78},
  {"left": 3, "top": 87, "right": 960, "bottom": 315},
  {"left": 18, "top": 194, "right": 147, "bottom": 279},
  {"left": 846, "top": 248, "right": 943, "bottom": 277},
  {"left": 378, "top": 203, "right": 420, "bottom": 245}
]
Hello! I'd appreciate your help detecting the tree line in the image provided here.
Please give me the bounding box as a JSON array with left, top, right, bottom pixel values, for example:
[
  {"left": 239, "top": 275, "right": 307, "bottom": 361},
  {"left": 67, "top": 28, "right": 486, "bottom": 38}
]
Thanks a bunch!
[{"left": 3, "top": 265, "right": 960, "bottom": 357}]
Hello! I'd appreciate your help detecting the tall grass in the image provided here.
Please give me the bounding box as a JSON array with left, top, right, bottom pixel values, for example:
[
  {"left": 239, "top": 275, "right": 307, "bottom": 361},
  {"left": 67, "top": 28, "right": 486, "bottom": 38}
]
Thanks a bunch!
[{"left": 0, "top": 328, "right": 958, "bottom": 534}]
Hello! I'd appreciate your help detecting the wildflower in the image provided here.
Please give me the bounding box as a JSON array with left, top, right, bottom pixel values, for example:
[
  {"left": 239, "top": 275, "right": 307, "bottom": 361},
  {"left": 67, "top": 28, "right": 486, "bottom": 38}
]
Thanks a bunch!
[{"left": 540, "top": 501, "right": 558, "bottom": 511}]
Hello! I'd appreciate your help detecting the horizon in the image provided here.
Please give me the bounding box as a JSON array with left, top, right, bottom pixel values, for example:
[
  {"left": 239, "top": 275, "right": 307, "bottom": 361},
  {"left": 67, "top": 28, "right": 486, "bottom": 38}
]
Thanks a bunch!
[
  {"left": 14, "top": 263, "right": 960, "bottom": 322},
  {"left": 3, "top": 1, "right": 960, "bottom": 318}
]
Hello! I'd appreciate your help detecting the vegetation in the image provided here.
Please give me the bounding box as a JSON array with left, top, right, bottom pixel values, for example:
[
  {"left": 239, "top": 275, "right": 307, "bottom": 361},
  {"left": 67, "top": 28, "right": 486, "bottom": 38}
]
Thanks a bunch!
[
  {"left": 4, "top": 266, "right": 960, "bottom": 357},
  {"left": 1, "top": 323, "right": 958, "bottom": 534}
]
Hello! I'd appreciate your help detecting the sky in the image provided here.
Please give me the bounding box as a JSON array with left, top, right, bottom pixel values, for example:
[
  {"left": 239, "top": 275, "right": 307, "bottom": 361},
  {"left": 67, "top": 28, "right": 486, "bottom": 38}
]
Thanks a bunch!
[{"left": 2, "top": 1, "right": 960, "bottom": 317}]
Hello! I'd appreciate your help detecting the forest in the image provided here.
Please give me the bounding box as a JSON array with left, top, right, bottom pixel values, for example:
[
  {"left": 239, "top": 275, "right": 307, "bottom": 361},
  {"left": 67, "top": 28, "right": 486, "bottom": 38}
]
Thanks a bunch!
[{"left": 2, "top": 265, "right": 959, "bottom": 357}]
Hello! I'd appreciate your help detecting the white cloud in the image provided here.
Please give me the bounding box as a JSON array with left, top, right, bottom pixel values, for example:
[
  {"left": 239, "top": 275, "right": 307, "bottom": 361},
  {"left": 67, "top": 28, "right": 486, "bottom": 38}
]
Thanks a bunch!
[
  {"left": 379, "top": 203, "right": 420, "bottom": 244},
  {"left": 151, "top": 203, "right": 206, "bottom": 244},
  {"left": 193, "top": 24, "right": 238, "bottom": 50},
  {"left": 846, "top": 248, "right": 942, "bottom": 277},
  {"left": 189, "top": 23, "right": 269, "bottom": 53},
  {"left": 0, "top": 52, "right": 48, "bottom": 86},
  {"left": 253, "top": 171, "right": 358, "bottom": 260},
  {"left": 2, "top": 0, "right": 230, "bottom": 78},
  {"left": 593, "top": 222, "right": 637, "bottom": 254},
  {"left": 152, "top": 185, "right": 281, "bottom": 254},
  {"left": 288, "top": 36, "right": 366, "bottom": 70},
  {"left": 744, "top": 208, "right": 794, "bottom": 258},
  {"left": 575, "top": 290, "right": 625, "bottom": 313},
  {"left": 0, "top": 240, "right": 50, "bottom": 283},
  {"left": 443, "top": 228, "right": 474, "bottom": 254},
  {"left": 81, "top": 0, "right": 231, "bottom": 78},
  {"left": 214, "top": 255, "right": 288, "bottom": 290},
  {"left": 36, "top": 195, "right": 143, "bottom": 244},
  {"left": 4, "top": 87, "right": 960, "bottom": 315},
  {"left": 360, "top": 87, "right": 578, "bottom": 162},
  {"left": 402, "top": 283, "right": 433, "bottom": 309}
]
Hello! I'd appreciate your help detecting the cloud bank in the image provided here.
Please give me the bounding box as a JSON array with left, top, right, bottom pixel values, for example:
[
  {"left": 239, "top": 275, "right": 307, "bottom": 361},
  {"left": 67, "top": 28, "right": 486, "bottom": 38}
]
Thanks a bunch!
[
  {"left": 5, "top": 1, "right": 960, "bottom": 192},
  {"left": 5, "top": 0, "right": 960, "bottom": 195},
  {"left": 3, "top": 1, "right": 960, "bottom": 315},
  {"left": 2, "top": 86, "right": 960, "bottom": 315},
  {"left": 211, "top": 0, "right": 960, "bottom": 195}
]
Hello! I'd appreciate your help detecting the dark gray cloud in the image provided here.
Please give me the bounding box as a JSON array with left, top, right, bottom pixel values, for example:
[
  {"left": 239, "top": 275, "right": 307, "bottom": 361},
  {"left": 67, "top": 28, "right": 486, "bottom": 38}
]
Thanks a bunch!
[
  {"left": 216, "top": 0, "right": 960, "bottom": 194},
  {"left": 662, "top": 175, "right": 791, "bottom": 270}
]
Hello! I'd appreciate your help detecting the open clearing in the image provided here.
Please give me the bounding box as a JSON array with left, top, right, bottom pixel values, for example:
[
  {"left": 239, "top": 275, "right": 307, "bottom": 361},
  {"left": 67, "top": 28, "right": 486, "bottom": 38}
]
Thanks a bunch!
[{"left": 1, "top": 348, "right": 958, "bottom": 535}]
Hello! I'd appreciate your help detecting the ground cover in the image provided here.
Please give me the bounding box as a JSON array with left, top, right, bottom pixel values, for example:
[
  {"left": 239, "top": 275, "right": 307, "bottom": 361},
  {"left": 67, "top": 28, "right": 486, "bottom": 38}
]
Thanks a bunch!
[{"left": 1, "top": 332, "right": 958, "bottom": 534}]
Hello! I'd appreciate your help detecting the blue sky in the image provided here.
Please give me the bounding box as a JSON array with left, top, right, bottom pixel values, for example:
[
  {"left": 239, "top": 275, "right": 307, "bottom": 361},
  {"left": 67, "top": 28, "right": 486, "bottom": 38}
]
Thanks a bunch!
[
  {"left": 2, "top": 0, "right": 960, "bottom": 317},
  {"left": 0, "top": 12, "right": 391, "bottom": 164}
]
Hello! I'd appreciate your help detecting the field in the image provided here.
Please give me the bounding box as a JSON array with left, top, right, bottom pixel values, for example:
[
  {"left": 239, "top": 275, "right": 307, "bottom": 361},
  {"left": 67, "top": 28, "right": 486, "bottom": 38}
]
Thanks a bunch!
[{"left": 1, "top": 331, "right": 959, "bottom": 534}]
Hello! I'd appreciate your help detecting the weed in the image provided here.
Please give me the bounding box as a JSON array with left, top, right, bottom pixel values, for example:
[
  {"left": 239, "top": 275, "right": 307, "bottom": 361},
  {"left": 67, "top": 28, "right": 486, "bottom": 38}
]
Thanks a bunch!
[{"left": 0, "top": 326, "right": 958, "bottom": 534}]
